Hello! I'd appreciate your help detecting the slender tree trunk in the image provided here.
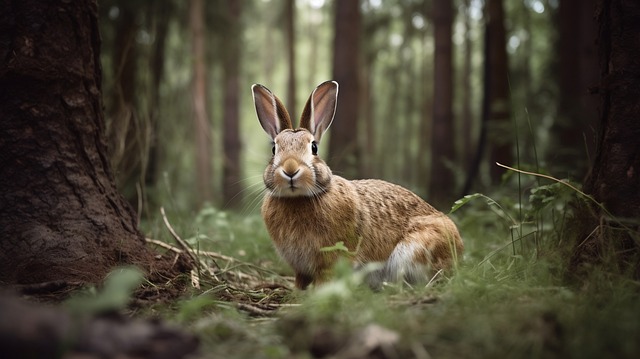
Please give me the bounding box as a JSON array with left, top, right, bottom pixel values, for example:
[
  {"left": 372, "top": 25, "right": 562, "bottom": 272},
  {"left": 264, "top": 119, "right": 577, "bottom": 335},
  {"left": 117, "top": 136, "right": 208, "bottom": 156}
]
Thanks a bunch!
[
  {"left": 419, "top": 25, "right": 434, "bottom": 193},
  {"left": 190, "top": 0, "right": 213, "bottom": 205},
  {"left": 222, "top": 0, "right": 243, "bottom": 209},
  {"left": 401, "top": 10, "right": 418, "bottom": 189},
  {"left": 307, "top": 5, "right": 320, "bottom": 92},
  {"left": 383, "top": 65, "right": 401, "bottom": 180},
  {"left": 147, "top": 0, "right": 171, "bottom": 191},
  {"left": 108, "top": 3, "right": 138, "bottom": 166},
  {"left": 461, "top": 13, "right": 491, "bottom": 195},
  {"left": 430, "top": 0, "right": 455, "bottom": 206},
  {"left": 486, "top": 0, "right": 511, "bottom": 183},
  {"left": 330, "top": 0, "right": 361, "bottom": 179},
  {"left": 0, "top": 0, "right": 166, "bottom": 285},
  {"left": 402, "top": 61, "right": 416, "bottom": 188},
  {"left": 106, "top": 3, "right": 150, "bottom": 212},
  {"left": 461, "top": 0, "right": 474, "bottom": 166},
  {"left": 361, "top": 68, "right": 375, "bottom": 179},
  {"left": 285, "top": 0, "right": 296, "bottom": 117}
]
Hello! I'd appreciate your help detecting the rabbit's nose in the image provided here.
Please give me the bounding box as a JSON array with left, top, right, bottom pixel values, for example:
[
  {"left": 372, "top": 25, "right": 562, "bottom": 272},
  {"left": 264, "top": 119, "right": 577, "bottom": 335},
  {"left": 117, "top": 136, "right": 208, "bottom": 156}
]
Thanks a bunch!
[
  {"left": 282, "top": 158, "right": 300, "bottom": 178},
  {"left": 283, "top": 169, "right": 300, "bottom": 178}
]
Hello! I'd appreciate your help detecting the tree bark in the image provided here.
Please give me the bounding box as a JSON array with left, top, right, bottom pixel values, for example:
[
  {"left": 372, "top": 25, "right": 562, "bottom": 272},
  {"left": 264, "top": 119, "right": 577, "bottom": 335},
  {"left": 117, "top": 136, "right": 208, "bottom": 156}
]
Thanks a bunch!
[
  {"left": 583, "top": 0, "right": 640, "bottom": 221},
  {"left": 485, "top": 0, "right": 511, "bottom": 183},
  {"left": 572, "top": 0, "right": 640, "bottom": 273},
  {"left": 430, "top": 0, "right": 455, "bottom": 206},
  {"left": 330, "top": 0, "right": 361, "bottom": 179},
  {"left": 222, "top": 0, "right": 243, "bottom": 209},
  {"left": 0, "top": 0, "right": 162, "bottom": 285},
  {"left": 190, "top": 0, "right": 213, "bottom": 206},
  {"left": 553, "top": 0, "right": 599, "bottom": 179}
]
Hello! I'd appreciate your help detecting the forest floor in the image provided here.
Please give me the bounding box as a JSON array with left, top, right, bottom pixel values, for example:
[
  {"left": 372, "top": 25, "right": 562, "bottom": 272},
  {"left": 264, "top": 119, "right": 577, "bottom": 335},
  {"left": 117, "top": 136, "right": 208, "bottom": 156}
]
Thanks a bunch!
[
  {"left": 6, "top": 187, "right": 640, "bottom": 359},
  {"left": 128, "top": 188, "right": 640, "bottom": 359}
]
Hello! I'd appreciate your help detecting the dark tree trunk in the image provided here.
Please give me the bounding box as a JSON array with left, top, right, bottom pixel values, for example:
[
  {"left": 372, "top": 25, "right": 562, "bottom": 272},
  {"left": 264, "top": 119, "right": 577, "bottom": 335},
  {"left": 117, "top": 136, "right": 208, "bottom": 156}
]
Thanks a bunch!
[
  {"left": 330, "top": 0, "right": 361, "bottom": 179},
  {"left": 485, "top": 0, "right": 511, "bottom": 183},
  {"left": 0, "top": 0, "right": 163, "bottom": 285},
  {"left": 147, "top": 0, "right": 172, "bottom": 192},
  {"left": 222, "top": 0, "right": 243, "bottom": 210},
  {"left": 106, "top": 3, "right": 149, "bottom": 214},
  {"left": 552, "top": 0, "right": 599, "bottom": 179},
  {"left": 572, "top": 0, "right": 640, "bottom": 273},
  {"left": 107, "top": 3, "right": 139, "bottom": 184},
  {"left": 430, "top": 0, "right": 455, "bottom": 206},
  {"left": 463, "top": 0, "right": 510, "bottom": 193}
]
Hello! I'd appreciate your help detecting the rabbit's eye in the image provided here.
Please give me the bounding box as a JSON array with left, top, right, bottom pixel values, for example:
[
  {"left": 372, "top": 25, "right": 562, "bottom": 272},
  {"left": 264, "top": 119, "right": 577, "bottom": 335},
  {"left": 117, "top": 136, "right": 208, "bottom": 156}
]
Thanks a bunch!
[
  {"left": 311, "top": 141, "right": 318, "bottom": 155},
  {"left": 271, "top": 144, "right": 276, "bottom": 155}
]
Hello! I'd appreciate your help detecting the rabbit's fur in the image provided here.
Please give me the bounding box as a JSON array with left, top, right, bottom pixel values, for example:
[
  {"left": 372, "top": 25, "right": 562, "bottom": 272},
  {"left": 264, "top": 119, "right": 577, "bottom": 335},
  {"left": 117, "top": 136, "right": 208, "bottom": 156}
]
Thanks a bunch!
[{"left": 252, "top": 81, "right": 463, "bottom": 289}]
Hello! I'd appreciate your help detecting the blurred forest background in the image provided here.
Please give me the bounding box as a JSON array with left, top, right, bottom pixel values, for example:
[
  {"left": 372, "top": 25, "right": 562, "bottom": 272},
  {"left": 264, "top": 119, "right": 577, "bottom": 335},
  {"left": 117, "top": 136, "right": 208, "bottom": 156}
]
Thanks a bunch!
[{"left": 98, "top": 0, "right": 598, "bottom": 217}]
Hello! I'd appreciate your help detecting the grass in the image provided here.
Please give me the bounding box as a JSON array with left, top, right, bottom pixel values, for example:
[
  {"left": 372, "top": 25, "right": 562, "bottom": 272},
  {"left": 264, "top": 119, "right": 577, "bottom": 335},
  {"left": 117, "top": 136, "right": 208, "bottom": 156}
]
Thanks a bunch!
[{"left": 129, "top": 181, "right": 640, "bottom": 359}]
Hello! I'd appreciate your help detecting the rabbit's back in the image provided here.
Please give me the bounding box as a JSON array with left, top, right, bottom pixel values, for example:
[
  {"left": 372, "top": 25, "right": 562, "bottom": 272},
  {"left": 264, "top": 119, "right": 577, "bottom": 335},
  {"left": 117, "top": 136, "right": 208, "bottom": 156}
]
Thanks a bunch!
[{"left": 349, "top": 179, "right": 447, "bottom": 262}]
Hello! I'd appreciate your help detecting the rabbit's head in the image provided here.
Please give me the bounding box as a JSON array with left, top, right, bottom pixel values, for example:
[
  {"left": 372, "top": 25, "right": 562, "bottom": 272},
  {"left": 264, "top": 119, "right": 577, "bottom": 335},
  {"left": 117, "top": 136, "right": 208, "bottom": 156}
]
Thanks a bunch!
[{"left": 252, "top": 81, "right": 338, "bottom": 198}]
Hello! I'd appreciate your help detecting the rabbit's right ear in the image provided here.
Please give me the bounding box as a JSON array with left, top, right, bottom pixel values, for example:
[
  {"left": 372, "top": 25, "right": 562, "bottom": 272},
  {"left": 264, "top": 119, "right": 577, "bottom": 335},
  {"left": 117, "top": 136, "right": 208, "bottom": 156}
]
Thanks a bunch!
[
  {"left": 252, "top": 84, "right": 293, "bottom": 139},
  {"left": 299, "top": 81, "right": 338, "bottom": 142}
]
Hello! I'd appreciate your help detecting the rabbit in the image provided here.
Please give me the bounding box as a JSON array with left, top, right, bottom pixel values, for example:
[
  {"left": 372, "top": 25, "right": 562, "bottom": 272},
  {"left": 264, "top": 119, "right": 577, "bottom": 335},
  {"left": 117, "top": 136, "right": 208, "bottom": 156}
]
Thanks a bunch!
[{"left": 251, "top": 80, "right": 463, "bottom": 289}]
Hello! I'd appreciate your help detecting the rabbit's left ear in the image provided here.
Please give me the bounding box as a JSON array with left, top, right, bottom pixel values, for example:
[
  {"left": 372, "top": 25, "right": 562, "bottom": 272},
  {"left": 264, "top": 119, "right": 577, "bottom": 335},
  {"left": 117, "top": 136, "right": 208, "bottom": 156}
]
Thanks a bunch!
[
  {"left": 299, "top": 81, "right": 338, "bottom": 142},
  {"left": 252, "top": 84, "right": 293, "bottom": 140}
]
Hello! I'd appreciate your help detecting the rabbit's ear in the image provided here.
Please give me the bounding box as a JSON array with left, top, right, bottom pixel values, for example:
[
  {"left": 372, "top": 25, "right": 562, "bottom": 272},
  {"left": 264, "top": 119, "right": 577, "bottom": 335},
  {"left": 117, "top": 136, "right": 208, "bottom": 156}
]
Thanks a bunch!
[
  {"left": 252, "top": 84, "right": 293, "bottom": 139},
  {"left": 299, "top": 81, "right": 338, "bottom": 142}
]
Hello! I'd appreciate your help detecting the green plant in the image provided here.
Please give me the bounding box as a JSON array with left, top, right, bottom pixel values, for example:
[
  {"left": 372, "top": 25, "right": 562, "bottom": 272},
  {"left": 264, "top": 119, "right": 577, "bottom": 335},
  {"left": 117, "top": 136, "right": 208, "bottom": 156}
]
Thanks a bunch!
[{"left": 65, "top": 266, "right": 145, "bottom": 315}]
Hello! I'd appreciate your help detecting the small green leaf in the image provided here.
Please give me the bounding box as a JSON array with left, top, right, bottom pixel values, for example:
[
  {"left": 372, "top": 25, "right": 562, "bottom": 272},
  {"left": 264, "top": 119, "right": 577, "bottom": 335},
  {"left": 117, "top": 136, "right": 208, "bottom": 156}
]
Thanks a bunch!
[
  {"left": 65, "top": 266, "right": 145, "bottom": 315},
  {"left": 450, "top": 193, "right": 484, "bottom": 214}
]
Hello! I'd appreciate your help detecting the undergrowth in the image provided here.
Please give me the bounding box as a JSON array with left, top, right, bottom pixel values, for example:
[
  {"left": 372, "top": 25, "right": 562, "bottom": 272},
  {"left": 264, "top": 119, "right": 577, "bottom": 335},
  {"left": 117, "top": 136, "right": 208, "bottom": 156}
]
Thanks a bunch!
[{"left": 120, "top": 176, "right": 640, "bottom": 359}]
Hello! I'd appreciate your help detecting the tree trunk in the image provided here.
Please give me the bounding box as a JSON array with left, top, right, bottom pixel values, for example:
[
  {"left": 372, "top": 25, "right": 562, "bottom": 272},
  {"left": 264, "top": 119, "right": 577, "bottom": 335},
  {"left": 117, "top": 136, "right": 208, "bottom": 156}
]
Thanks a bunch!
[
  {"left": 572, "top": 0, "right": 640, "bottom": 273},
  {"left": 361, "top": 68, "right": 375, "bottom": 179},
  {"left": 485, "top": 0, "right": 511, "bottom": 183},
  {"left": 147, "top": 0, "right": 172, "bottom": 193},
  {"left": 0, "top": 0, "right": 164, "bottom": 285},
  {"left": 222, "top": 0, "right": 243, "bottom": 210},
  {"left": 552, "top": 0, "right": 599, "bottom": 179},
  {"left": 418, "top": 24, "right": 434, "bottom": 194},
  {"left": 330, "top": 0, "right": 361, "bottom": 179},
  {"left": 285, "top": 0, "right": 297, "bottom": 117},
  {"left": 400, "top": 9, "right": 418, "bottom": 189},
  {"left": 430, "top": 0, "right": 455, "bottom": 206},
  {"left": 383, "top": 65, "right": 401, "bottom": 180},
  {"left": 190, "top": 0, "right": 213, "bottom": 206},
  {"left": 461, "top": 0, "right": 474, "bottom": 167},
  {"left": 106, "top": 3, "right": 150, "bottom": 214},
  {"left": 461, "top": 7, "right": 494, "bottom": 195}
]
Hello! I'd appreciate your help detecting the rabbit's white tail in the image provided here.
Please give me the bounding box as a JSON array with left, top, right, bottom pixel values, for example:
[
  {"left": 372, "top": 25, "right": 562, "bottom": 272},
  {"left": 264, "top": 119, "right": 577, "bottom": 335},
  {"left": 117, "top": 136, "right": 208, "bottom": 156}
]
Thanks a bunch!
[
  {"left": 369, "top": 214, "right": 461, "bottom": 287},
  {"left": 384, "top": 241, "right": 433, "bottom": 283}
]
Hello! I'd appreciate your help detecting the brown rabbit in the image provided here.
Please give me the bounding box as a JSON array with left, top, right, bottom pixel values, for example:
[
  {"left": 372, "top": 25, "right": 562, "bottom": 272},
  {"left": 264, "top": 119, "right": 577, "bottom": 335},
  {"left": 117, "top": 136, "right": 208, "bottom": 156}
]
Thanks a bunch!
[{"left": 252, "top": 80, "right": 463, "bottom": 289}]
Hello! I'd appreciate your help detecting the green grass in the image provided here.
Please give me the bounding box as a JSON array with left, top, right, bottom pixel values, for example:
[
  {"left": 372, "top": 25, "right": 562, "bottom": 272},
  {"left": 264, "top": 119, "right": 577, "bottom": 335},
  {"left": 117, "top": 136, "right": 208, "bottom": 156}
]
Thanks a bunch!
[{"left": 132, "top": 185, "right": 640, "bottom": 359}]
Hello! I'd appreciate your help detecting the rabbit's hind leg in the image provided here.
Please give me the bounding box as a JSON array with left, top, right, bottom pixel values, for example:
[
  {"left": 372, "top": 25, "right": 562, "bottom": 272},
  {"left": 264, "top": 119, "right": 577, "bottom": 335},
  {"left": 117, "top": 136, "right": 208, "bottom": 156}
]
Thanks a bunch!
[{"left": 384, "top": 215, "right": 462, "bottom": 285}]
